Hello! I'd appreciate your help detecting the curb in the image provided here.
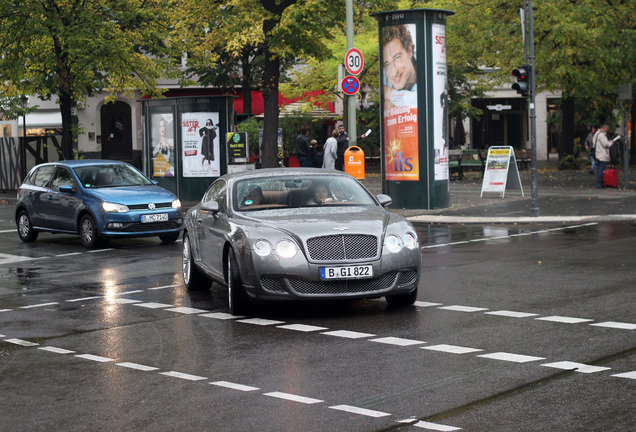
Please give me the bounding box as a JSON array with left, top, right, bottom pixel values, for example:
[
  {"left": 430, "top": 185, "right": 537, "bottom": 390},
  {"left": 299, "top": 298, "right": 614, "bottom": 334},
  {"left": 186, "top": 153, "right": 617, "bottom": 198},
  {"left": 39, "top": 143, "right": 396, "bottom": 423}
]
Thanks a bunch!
[{"left": 408, "top": 214, "right": 636, "bottom": 224}]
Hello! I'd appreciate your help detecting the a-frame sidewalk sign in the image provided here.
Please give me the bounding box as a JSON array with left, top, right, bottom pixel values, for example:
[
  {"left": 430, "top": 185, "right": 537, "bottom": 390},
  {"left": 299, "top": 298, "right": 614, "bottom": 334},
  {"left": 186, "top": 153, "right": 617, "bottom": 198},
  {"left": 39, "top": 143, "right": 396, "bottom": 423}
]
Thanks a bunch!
[{"left": 480, "top": 146, "right": 525, "bottom": 198}]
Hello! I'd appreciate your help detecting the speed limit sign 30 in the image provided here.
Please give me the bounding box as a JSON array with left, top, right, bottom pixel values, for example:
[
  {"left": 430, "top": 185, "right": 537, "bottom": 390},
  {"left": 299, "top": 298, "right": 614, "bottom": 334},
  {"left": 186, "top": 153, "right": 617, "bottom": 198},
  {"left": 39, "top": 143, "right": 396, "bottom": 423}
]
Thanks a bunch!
[{"left": 345, "top": 47, "right": 364, "bottom": 75}]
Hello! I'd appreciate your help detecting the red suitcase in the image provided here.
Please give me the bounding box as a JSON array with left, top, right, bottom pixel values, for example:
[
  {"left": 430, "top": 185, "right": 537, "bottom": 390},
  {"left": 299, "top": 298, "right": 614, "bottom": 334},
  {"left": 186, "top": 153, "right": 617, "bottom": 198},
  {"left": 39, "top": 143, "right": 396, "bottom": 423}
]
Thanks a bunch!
[{"left": 603, "top": 168, "right": 618, "bottom": 188}]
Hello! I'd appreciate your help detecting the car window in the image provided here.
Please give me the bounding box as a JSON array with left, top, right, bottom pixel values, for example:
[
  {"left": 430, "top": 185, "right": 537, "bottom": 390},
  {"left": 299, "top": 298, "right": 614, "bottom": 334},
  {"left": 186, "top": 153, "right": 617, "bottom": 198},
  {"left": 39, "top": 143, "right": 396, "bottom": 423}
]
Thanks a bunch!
[
  {"left": 51, "top": 167, "right": 74, "bottom": 190},
  {"left": 74, "top": 165, "right": 153, "bottom": 188},
  {"left": 203, "top": 180, "right": 227, "bottom": 212},
  {"left": 234, "top": 175, "right": 376, "bottom": 211},
  {"left": 30, "top": 166, "right": 56, "bottom": 188}
]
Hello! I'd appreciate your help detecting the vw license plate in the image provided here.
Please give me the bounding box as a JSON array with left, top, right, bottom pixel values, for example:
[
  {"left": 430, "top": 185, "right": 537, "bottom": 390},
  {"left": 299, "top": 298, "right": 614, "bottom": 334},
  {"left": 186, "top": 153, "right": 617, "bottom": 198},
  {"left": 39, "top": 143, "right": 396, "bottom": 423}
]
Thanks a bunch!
[
  {"left": 141, "top": 213, "right": 168, "bottom": 223},
  {"left": 320, "top": 265, "right": 373, "bottom": 280}
]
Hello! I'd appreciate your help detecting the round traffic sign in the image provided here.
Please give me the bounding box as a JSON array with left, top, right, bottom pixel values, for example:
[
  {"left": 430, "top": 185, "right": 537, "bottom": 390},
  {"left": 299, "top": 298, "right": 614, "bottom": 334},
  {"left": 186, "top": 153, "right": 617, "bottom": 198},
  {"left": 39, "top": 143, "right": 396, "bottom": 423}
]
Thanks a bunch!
[
  {"left": 341, "top": 76, "right": 360, "bottom": 95},
  {"left": 345, "top": 48, "right": 364, "bottom": 75}
]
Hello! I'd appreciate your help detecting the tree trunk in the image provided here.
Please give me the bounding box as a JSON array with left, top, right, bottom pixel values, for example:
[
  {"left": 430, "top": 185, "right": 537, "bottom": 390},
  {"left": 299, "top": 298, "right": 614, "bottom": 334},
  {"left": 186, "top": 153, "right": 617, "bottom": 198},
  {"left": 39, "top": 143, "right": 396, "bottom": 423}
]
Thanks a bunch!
[
  {"left": 58, "top": 91, "right": 78, "bottom": 160},
  {"left": 260, "top": 19, "right": 281, "bottom": 168},
  {"left": 559, "top": 96, "right": 575, "bottom": 158},
  {"left": 241, "top": 48, "right": 253, "bottom": 115}
]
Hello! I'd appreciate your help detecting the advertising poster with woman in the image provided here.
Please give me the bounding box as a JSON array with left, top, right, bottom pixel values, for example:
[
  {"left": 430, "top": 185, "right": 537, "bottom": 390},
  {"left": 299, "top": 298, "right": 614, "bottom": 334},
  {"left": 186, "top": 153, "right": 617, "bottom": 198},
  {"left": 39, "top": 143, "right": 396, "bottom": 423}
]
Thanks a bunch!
[
  {"left": 432, "top": 23, "right": 449, "bottom": 180},
  {"left": 151, "top": 114, "right": 175, "bottom": 177},
  {"left": 381, "top": 23, "right": 419, "bottom": 181},
  {"left": 181, "top": 112, "right": 220, "bottom": 177}
]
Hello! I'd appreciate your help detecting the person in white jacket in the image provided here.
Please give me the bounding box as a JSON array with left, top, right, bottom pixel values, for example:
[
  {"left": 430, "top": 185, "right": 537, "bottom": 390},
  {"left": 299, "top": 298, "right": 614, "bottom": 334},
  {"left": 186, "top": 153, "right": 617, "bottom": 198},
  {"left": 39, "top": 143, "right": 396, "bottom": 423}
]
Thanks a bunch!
[
  {"left": 322, "top": 129, "right": 339, "bottom": 170},
  {"left": 593, "top": 124, "right": 612, "bottom": 188}
]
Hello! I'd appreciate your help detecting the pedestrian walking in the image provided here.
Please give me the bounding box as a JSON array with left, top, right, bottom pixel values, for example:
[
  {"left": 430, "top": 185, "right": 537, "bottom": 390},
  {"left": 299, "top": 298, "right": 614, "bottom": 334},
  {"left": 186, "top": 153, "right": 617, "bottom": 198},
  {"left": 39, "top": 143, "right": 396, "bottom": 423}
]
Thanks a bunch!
[
  {"left": 322, "top": 130, "right": 339, "bottom": 170},
  {"left": 295, "top": 125, "right": 312, "bottom": 167}
]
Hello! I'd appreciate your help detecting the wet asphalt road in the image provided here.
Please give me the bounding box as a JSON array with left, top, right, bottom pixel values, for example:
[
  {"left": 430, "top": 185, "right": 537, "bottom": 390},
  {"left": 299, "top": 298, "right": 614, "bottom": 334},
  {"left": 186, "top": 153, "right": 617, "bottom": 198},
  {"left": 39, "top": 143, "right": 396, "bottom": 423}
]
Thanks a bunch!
[{"left": 0, "top": 204, "right": 634, "bottom": 432}]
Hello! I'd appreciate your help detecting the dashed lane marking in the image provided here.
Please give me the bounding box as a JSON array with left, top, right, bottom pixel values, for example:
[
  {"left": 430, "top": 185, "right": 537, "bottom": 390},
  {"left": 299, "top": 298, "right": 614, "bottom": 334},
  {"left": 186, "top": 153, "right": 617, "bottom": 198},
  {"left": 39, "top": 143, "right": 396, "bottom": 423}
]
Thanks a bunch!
[
  {"left": 75, "top": 354, "right": 115, "bottom": 363},
  {"left": 414, "top": 302, "right": 443, "bottom": 307},
  {"left": 38, "top": 346, "right": 75, "bottom": 354},
  {"left": 321, "top": 330, "right": 376, "bottom": 339},
  {"left": 422, "top": 344, "right": 483, "bottom": 355},
  {"left": 370, "top": 337, "right": 426, "bottom": 347},
  {"left": 611, "top": 371, "right": 636, "bottom": 380},
  {"left": 133, "top": 302, "right": 174, "bottom": 309},
  {"left": 541, "top": 361, "right": 612, "bottom": 374},
  {"left": 211, "top": 381, "right": 260, "bottom": 392},
  {"left": 438, "top": 305, "right": 489, "bottom": 313},
  {"left": 329, "top": 405, "right": 391, "bottom": 418},
  {"left": 5, "top": 338, "right": 39, "bottom": 347},
  {"left": 116, "top": 362, "right": 159, "bottom": 372},
  {"left": 535, "top": 316, "right": 594, "bottom": 324},
  {"left": 411, "top": 420, "right": 462, "bottom": 431},
  {"left": 160, "top": 371, "right": 207, "bottom": 381},
  {"left": 18, "top": 302, "right": 59, "bottom": 309},
  {"left": 66, "top": 296, "right": 103, "bottom": 302},
  {"left": 164, "top": 306, "right": 208, "bottom": 314},
  {"left": 485, "top": 310, "right": 540, "bottom": 318},
  {"left": 108, "top": 298, "right": 142, "bottom": 304},
  {"left": 477, "top": 352, "right": 546, "bottom": 363},
  {"left": 263, "top": 392, "right": 323, "bottom": 404},
  {"left": 200, "top": 312, "right": 243, "bottom": 320},
  {"left": 277, "top": 324, "right": 329, "bottom": 332},
  {"left": 590, "top": 321, "right": 636, "bottom": 330},
  {"left": 237, "top": 318, "right": 285, "bottom": 326}
]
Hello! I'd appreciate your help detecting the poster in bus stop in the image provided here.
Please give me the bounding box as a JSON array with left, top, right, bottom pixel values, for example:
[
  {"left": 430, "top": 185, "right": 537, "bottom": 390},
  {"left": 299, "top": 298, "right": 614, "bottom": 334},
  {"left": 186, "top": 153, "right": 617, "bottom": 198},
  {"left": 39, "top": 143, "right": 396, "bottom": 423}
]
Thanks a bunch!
[
  {"left": 151, "top": 113, "right": 175, "bottom": 178},
  {"left": 432, "top": 23, "right": 449, "bottom": 181},
  {"left": 381, "top": 23, "right": 419, "bottom": 181},
  {"left": 181, "top": 112, "right": 220, "bottom": 177}
]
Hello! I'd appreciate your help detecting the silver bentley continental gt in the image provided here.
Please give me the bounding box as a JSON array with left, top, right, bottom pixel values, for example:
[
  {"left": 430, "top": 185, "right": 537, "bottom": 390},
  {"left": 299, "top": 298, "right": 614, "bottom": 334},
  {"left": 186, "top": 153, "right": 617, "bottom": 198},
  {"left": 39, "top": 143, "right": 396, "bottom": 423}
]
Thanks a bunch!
[{"left": 182, "top": 168, "right": 421, "bottom": 315}]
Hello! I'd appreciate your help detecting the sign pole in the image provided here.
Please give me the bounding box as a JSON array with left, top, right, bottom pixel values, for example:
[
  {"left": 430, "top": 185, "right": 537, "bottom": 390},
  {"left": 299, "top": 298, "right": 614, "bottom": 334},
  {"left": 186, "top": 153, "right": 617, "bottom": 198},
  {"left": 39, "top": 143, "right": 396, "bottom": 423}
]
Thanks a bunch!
[
  {"left": 527, "top": 0, "right": 539, "bottom": 216},
  {"left": 346, "top": 0, "right": 357, "bottom": 146}
]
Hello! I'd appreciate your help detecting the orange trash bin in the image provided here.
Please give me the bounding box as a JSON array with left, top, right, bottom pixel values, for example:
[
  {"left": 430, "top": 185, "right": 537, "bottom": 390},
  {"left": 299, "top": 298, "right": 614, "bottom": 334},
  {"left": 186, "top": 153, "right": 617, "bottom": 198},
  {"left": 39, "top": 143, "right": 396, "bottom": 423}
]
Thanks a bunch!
[{"left": 344, "top": 146, "right": 365, "bottom": 179}]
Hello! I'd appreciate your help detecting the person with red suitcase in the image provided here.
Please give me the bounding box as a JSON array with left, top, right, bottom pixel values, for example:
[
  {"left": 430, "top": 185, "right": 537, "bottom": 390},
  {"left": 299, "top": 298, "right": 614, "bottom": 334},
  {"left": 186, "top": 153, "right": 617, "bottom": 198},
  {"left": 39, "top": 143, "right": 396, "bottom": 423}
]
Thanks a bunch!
[{"left": 594, "top": 124, "right": 616, "bottom": 188}]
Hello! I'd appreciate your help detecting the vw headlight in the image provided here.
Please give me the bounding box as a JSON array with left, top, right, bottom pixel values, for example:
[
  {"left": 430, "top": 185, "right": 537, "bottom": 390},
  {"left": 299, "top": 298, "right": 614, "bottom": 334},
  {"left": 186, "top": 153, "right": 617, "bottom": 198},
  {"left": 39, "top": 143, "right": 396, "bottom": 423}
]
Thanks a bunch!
[
  {"left": 172, "top": 199, "right": 182, "bottom": 209},
  {"left": 253, "top": 240, "right": 272, "bottom": 257},
  {"left": 384, "top": 234, "right": 403, "bottom": 253},
  {"left": 102, "top": 202, "right": 129, "bottom": 213},
  {"left": 276, "top": 239, "right": 297, "bottom": 259}
]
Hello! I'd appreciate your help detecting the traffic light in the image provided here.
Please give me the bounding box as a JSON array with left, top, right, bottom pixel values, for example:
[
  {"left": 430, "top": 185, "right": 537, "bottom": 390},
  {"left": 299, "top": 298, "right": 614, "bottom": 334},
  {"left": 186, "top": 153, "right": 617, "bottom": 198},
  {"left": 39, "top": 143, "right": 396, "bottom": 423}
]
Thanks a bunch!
[{"left": 512, "top": 65, "right": 531, "bottom": 97}]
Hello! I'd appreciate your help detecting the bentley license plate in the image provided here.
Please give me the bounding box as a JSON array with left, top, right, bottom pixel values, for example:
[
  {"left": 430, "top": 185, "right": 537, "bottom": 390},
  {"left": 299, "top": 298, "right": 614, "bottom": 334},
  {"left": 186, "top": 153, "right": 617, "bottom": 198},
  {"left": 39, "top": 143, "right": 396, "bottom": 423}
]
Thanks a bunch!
[
  {"left": 320, "top": 265, "right": 373, "bottom": 280},
  {"left": 141, "top": 213, "right": 168, "bottom": 223}
]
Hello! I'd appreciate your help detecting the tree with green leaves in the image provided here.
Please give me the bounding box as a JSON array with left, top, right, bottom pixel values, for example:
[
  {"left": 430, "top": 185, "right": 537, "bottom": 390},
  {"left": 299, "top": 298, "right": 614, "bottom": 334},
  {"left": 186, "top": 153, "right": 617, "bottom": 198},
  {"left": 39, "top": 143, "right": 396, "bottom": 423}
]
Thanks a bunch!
[{"left": 0, "top": 0, "right": 181, "bottom": 159}]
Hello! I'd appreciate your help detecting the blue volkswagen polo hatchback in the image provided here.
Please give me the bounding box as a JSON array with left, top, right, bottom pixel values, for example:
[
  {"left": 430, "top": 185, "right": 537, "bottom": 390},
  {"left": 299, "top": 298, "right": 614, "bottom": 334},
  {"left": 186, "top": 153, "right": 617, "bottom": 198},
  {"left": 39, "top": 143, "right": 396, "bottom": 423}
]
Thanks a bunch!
[{"left": 15, "top": 160, "right": 183, "bottom": 248}]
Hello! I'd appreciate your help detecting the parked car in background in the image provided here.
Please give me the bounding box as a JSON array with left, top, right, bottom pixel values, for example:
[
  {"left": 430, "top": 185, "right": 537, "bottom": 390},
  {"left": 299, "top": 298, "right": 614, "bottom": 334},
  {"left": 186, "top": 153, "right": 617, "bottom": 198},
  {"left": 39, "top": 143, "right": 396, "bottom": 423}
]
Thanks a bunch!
[
  {"left": 182, "top": 168, "right": 421, "bottom": 315},
  {"left": 15, "top": 160, "right": 183, "bottom": 248}
]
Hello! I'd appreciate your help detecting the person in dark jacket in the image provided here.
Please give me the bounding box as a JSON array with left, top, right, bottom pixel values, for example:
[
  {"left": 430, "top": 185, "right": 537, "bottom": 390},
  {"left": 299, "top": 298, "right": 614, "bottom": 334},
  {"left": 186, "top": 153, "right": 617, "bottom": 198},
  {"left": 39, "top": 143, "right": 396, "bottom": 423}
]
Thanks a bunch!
[{"left": 296, "top": 125, "right": 312, "bottom": 167}]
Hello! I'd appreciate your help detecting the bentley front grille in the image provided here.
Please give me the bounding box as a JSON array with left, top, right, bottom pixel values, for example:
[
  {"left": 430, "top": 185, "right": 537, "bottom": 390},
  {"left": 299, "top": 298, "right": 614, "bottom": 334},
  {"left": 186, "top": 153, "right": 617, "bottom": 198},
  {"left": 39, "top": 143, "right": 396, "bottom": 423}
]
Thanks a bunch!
[
  {"left": 306, "top": 234, "right": 378, "bottom": 261},
  {"left": 286, "top": 272, "right": 398, "bottom": 295}
]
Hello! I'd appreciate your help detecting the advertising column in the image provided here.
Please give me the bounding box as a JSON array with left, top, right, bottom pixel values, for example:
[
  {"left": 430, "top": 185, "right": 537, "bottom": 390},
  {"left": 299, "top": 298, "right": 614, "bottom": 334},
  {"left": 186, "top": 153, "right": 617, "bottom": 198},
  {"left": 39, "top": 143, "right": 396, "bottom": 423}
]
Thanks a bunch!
[{"left": 374, "top": 9, "right": 454, "bottom": 209}]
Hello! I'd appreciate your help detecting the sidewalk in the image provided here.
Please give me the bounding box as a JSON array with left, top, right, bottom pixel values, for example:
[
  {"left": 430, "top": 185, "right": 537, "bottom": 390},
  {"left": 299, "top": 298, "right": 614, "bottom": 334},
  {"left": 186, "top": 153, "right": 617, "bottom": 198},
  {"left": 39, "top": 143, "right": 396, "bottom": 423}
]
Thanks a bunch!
[{"left": 359, "top": 160, "right": 636, "bottom": 224}]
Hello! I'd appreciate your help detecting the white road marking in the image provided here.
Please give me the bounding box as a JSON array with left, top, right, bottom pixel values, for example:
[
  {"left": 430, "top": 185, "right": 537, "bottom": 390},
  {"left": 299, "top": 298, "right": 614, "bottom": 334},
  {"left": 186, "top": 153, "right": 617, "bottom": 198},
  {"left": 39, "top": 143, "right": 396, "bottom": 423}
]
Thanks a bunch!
[
  {"left": 19, "top": 302, "right": 58, "bottom": 309},
  {"left": 477, "top": 352, "right": 546, "bottom": 363},
  {"left": 263, "top": 392, "right": 323, "bottom": 404},
  {"left": 412, "top": 420, "right": 462, "bottom": 431},
  {"left": 160, "top": 371, "right": 207, "bottom": 381},
  {"left": 541, "top": 361, "right": 611, "bottom": 374},
  {"left": 75, "top": 354, "right": 115, "bottom": 363},
  {"left": 590, "top": 321, "right": 636, "bottom": 330},
  {"left": 116, "top": 290, "right": 145, "bottom": 295},
  {"left": 0, "top": 229, "right": 17, "bottom": 234},
  {"left": 116, "top": 362, "right": 159, "bottom": 371},
  {"left": 57, "top": 252, "right": 83, "bottom": 257},
  {"left": 5, "top": 338, "right": 39, "bottom": 347},
  {"left": 370, "top": 337, "right": 425, "bottom": 346},
  {"left": 422, "top": 344, "right": 483, "bottom": 354},
  {"left": 485, "top": 310, "right": 540, "bottom": 318},
  {"left": 329, "top": 405, "right": 391, "bottom": 418},
  {"left": 210, "top": 381, "right": 259, "bottom": 392},
  {"left": 438, "top": 305, "right": 489, "bottom": 313},
  {"left": 611, "top": 371, "right": 636, "bottom": 380},
  {"left": 414, "top": 302, "right": 443, "bottom": 307},
  {"left": 535, "top": 316, "right": 594, "bottom": 324},
  {"left": 147, "top": 285, "right": 179, "bottom": 291},
  {"left": 237, "top": 318, "right": 285, "bottom": 326},
  {"left": 88, "top": 248, "right": 115, "bottom": 253},
  {"left": 0, "top": 310, "right": 10, "bottom": 313},
  {"left": 200, "top": 312, "right": 243, "bottom": 320},
  {"left": 165, "top": 306, "right": 208, "bottom": 314},
  {"left": 277, "top": 324, "right": 329, "bottom": 332},
  {"left": 66, "top": 296, "right": 103, "bottom": 302},
  {"left": 0, "top": 252, "right": 34, "bottom": 264},
  {"left": 133, "top": 302, "right": 173, "bottom": 309},
  {"left": 321, "top": 330, "right": 375, "bottom": 339},
  {"left": 38, "top": 346, "right": 75, "bottom": 354}
]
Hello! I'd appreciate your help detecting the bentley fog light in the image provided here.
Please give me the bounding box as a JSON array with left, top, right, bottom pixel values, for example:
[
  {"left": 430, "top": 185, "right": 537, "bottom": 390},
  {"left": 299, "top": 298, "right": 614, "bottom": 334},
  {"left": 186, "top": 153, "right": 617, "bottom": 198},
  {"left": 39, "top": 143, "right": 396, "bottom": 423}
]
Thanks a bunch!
[
  {"left": 253, "top": 240, "right": 272, "bottom": 257},
  {"left": 384, "top": 234, "right": 403, "bottom": 253},
  {"left": 276, "top": 239, "right": 297, "bottom": 259}
]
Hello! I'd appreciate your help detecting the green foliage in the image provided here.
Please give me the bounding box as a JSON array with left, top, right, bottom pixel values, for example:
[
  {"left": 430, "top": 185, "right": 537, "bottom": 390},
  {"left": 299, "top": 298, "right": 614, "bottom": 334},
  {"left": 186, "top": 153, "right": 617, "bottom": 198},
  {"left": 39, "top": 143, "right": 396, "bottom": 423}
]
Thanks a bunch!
[
  {"left": 236, "top": 117, "right": 263, "bottom": 156},
  {"left": 278, "top": 114, "right": 324, "bottom": 157},
  {"left": 558, "top": 154, "right": 581, "bottom": 170}
]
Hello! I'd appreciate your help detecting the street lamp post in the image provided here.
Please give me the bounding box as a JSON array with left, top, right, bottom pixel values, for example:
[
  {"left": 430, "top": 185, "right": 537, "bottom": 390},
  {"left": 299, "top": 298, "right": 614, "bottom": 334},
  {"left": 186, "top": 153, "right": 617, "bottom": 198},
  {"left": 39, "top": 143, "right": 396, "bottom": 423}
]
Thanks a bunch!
[{"left": 19, "top": 96, "right": 28, "bottom": 178}]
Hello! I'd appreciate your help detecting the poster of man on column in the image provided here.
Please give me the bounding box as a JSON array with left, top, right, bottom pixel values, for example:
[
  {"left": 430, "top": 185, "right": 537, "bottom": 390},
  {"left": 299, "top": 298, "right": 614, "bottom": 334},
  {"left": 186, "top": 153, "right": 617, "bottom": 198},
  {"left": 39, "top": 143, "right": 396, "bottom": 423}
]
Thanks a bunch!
[
  {"left": 181, "top": 112, "right": 220, "bottom": 177},
  {"left": 432, "top": 23, "right": 449, "bottom": 180},
  {"left": 381, "top": 23, "right": 419, "bottom": 181}
]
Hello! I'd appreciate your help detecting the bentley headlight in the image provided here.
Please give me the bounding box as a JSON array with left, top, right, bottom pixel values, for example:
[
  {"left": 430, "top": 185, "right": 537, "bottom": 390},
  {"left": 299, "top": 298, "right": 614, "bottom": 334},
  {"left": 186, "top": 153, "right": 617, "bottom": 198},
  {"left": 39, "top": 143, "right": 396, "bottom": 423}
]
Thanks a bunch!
[
  {"left": 384, "top": 234, "right": 403, "bottom": 253},
  {"left": 253, "top": 240, "right": 272, "bottom": 257},
  {"left": 403, "top": 233, "right": 417, "bottom": 249},
  {"left": 276, "top": 239, "right": 297, "bottom": 259},
  {"left": 172, "top": 199, "right": 182, "bottom": 209},
  {"left": 102, "top": 202, "right": 129, "bottom": 213}
]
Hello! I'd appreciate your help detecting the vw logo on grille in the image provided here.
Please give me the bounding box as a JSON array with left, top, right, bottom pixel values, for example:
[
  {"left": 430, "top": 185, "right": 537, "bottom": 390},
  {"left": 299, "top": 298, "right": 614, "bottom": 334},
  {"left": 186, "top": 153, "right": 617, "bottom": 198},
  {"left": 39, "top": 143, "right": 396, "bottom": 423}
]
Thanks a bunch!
[
  {"left": 148, "top": 203, "right": 156, "bottom": 210},
  {"left": 333, "top": 227, "right": 348, "bottom": 231}
]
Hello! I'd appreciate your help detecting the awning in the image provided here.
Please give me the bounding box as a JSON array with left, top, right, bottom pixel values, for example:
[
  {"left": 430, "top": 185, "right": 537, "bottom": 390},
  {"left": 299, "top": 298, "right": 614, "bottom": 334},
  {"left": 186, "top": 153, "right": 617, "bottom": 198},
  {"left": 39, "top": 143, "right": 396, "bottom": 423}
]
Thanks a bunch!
[
  {"left": 256, "top": 102, "right": 338, "bottom": 120},
  {"left": 25, "top": 111, "right": 62, "bottom": 127}
]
